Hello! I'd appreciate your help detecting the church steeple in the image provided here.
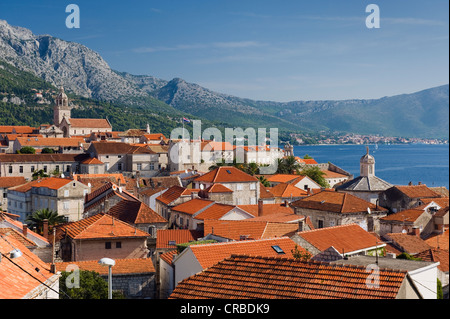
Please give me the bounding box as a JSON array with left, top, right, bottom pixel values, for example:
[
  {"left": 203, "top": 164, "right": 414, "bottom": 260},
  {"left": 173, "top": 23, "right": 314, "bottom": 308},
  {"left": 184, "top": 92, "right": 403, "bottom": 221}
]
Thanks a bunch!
[
  {"left": 53, "top": 85, "right": 71, "bottom": 126},
  {"left": 360, "top": 146, "right": 375, "bottom": 177}
]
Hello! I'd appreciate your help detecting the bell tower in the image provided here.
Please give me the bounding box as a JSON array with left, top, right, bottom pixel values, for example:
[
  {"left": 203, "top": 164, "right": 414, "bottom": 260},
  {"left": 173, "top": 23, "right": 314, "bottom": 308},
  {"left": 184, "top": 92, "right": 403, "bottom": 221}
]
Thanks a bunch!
[
  {"left": 360, "top": 146, "right": 375, "bottom": 177},
  {"left": 53, "top": 85, "right": 71, "bottom": 126}
]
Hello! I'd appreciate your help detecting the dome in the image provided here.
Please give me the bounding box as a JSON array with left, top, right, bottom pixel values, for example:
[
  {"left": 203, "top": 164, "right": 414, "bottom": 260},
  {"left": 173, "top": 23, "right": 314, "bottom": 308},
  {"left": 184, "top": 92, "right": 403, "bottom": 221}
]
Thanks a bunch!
[{"left": 57, "top": 85, "right": 68, "bottom": 100}]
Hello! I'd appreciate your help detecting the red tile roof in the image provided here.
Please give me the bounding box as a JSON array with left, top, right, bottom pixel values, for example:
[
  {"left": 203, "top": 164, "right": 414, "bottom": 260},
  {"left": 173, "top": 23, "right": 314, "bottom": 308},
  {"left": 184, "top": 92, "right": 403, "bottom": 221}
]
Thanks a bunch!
[
  {"left": 204, "top": 183, "right": 233, "bottom": 193},
  {"left": 0, "top": 176, "right": 26, "bottom": 188},
  {"left": 380, "top": 209, "right": 425, "bottom": 223},
  {"left": 156, "top": 186, "right": 196, "bottom": 205},
  {"left": 269, "top": 183, "right": 308, "bottom": 198},
  {"left": 193, "top": 203, "right": 236, "bottom": 221},
  {"left": 414, "top": 248, "right": 449, "bottom": 272},
  {"left": 195, "top": 166, "right": 258, "bottom": 183},
  {"left": 291, "top": 190, "right": 388, "bottom": 213},
  {"left": 107, "top": 199, "right": 167, "bottom": 225},
  {"left": 424, "top": 229, "right": 449, "bottom": 250},
  {"left": 171, "top": 198, "right": 215, "bottom": 216},
  {"left": 68, "top": 118, "right": 111, "bottom": 129},
  {"left": 385, "top": 233, "right": 432, "bottom": 255},
  {"left": 297, "top": 224, "right": 382, "bottom": 254},
  {"left": 57, "top": 213, "right": 149, "bottom": 240},
  {"left": 170, "top": 255, "right": 409, "bottom": 299},
  {"left": 395, "top": 185, "right": 441, "bottom": 199},
  {"left": 54, "top": 257, "right": 155, "bottom": 275},
  {"left": 265, "top": 174, "right": 302, "bottom": 183},
  {"left": 16, "top": 136, "right": 84, "bottom": 147},
  {"left": 30, "top": 177, "right": 73, "bottom": 190},
  {"left": 0, "top": 125, "right": 35, "bottom": 134},
  {"left": 237, "top": 203, "right": 295, "bottom": 217},
  {"left": 156, "top": 229, "right": 203, "bottom": 249},
  {"left": 0, "top": 232, "right": 55, "bottom": 299},
  {"left": 203, "top": 219, "right": 299, "bottom": 241},
  {"left": 201, "top": 141, "right": 234, "bottom": 151},
  {"left": 81, "top": 157, "right": 104, "bottom": 165},
  {"left": 186, "top": 237, "right": 302, "bottom": 269}
]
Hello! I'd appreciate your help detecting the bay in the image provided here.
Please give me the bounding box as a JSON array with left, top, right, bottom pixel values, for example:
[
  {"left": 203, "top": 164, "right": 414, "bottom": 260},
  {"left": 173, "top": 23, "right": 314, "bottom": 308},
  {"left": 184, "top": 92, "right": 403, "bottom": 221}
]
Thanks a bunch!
[{"left": 294, "top": 144, "right": 449, "bottom": 189}]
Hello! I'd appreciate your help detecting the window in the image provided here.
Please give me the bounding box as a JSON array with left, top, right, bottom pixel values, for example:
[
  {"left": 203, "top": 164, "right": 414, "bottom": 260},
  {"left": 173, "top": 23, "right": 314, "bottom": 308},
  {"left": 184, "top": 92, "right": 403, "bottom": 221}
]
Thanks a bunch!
[
  {"left": 116, "top": 242, "right": 122, "bottom": 249},
  {"left": 236, "top": 183, "right": 243, "bottom": 191},
  {"left": 150, "top": 163, "right": 154, "bottom": 170},
  {"left": 8, "top": 166, "right": 12, "bottom": 174},
  {"left": 19, "top": 166, "right": 23, "bottom": 173},
  {"left": 63, "top": 201, "right": 70, "bottom": 210},
  {"left": 105, "top": 242, "right": 112, "bottom": 249},
  {"left": 55, "top": 165, "right": 59, "bottom": 172},
  {"left": 43, "top": 166, "right": 47, "bottom": 173},
  {"left": 250, "top": 198, "right": 256, "bottom": 205},
  {"left": 318, "top": 220, "right": 324, "bottom": 229},
  {"left": 250, "top": 183, "right": 256, "bottom": 190},
  {"left": 31, "top": 166, "right": 35, "bottom": 173},
  {"left": 118, "top": 163, "right": 123, "bottom": 171},
  {"left": 137, "top": 163, "right": 142, "bottom": 171},
  {"left": 66, "top": 165, "right": 71, "bottom": 172},
  {"left": 168, "top": 240, "right": 176, "bottom": 246},
  {"left": 272, "top": 245, "right": 285, "bottom": 254},
  {"left": 64, "top": 190, "right": 69, "bottom": 197}
]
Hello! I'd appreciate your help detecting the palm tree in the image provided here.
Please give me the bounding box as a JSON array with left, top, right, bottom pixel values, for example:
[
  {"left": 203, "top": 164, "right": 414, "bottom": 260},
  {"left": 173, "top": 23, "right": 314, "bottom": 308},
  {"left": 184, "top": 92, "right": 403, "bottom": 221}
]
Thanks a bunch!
[
  {"left": 276, "top": 156, "right": 302, "bottom": 174},
  {"left": 257, "top": 175, "right": 271, "bottom": 187},
  {"left": 26, "top": 208, "right": 66, "bottom": 236}
]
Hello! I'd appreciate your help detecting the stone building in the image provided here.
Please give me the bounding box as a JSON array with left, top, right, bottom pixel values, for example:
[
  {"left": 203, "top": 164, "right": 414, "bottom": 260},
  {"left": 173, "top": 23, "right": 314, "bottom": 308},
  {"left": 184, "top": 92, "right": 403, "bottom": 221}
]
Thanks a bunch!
[{"left": 336, "top": 147, "right": 392, "bottom": 204}]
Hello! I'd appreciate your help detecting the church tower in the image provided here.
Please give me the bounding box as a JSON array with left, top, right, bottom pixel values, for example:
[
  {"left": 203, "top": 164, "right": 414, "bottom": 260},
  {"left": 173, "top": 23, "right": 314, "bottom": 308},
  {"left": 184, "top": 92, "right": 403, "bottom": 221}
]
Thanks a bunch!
[
  {"left": 360, "top": 146, "right": 375, "bottom": 177},
  {"left": 53, "top": 85, "right": 71, "bottom": 126},
  {"left": 284, "top": 142, "right": 294, "bottom": 157}
]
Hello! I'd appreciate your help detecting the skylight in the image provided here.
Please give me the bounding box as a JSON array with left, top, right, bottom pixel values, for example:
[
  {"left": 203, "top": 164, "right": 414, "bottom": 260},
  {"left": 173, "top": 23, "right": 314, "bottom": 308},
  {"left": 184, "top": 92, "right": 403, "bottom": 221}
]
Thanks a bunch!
[
  {"left": 271, "top": 245, "right": 285, "bottom": 254},
  {"left": 226, "top": 170, "right": 231, "bottom": 174}
]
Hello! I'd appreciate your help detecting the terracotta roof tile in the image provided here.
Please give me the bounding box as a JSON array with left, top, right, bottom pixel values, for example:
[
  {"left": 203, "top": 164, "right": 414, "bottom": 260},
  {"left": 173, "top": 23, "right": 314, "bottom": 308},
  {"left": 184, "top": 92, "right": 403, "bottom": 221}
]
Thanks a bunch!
[
  {"left": 68, "top": 118, "right": 111, "bottom": 129},
  {"left": 424, "top": 229, "right": 449, "bottom": 250},
  {"left": 237, "top": 203, "right": 295, "bottom": 217},
  {"left": 204, "top": 183, "right": 233, "bottom": 193},
  {"left": 54, "top": 257, "right": 155, "bottom": 275},
  {"left": 187, "top": 237, "right": 302, "bottom": 269},
  {"left": 0, "top": 153, "right": 89, "bottom": 163},
  {"left": 0, "top": 232, "right": 55, "bottom": 299},
  {"left": 195, "top": 166, "right": 258, "bottom": 183},
  {"left": 380, "top": 209, "right": 425, "bottom": 223},
  {"left": 0, "top": 176, "right": 27, "bottom": 188},
  {"left": 297, "top": 224, "right": 382, "bottom": 254},
  {"left": 30, "top": 177, "right": 73, "bottom": 190},
  {"left": 395, "top": 185, "right": 441, "bottom": 199},
  {"left": 265, "top": 174, "right": 303, "bottom": 183},
  {"left": 57, "top": 213, "right": 149, "bottom": 240},
  {"left": 170, "top": 255, "right": 408, "bottom": 299},
  {"left": 156, "top": 186, "right": 196, "bottom": 205},
  {"left": 415, "top": 248, "right": 449, "bottom": 272},
  {"left": 291, "top": 190, "right": 388, "bottom": 213},
  {"left": 193, "top": 203, "right": 235, "bottom": 221},
  {"left": 203, "top": 219, "right": 299, "bottom": 241},
  {"left": 269, "top": 183, "right": 308, "bottom": 198},
  {"left": 385, "top": 233, "right": 432, "bottom": 255},
  {"left": 171, "top": 198, "right": 215, "bottom": 216},
  {"left": 16, "top": 137, "right": 84, "bottom": 147},
  {"left": 156, "top": 229, "right": 203, "bottom": 249},
  {"left": 107, "top": 199, "right": 168, "bottom": 225}
]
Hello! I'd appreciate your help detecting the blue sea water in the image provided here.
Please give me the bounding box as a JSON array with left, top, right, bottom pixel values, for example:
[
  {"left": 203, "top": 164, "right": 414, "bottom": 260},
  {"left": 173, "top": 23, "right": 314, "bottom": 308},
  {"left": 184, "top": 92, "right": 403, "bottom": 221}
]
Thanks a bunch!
[{"left": 294, "top": 144, "right": 449, "bottom": 189}]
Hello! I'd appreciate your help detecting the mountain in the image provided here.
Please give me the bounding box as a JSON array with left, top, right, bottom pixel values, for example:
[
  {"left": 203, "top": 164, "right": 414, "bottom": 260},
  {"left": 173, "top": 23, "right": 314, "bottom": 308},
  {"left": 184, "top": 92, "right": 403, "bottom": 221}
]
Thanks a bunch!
[{"left": 0, "top": 19, "right": 448, "bottom": 139}]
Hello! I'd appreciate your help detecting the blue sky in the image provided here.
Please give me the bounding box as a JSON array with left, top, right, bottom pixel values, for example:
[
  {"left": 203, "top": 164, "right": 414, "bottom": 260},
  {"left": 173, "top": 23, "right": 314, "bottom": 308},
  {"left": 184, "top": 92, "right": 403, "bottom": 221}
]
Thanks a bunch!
[{"left": 0, "top": 0, "right": 448, "bottom": 101}]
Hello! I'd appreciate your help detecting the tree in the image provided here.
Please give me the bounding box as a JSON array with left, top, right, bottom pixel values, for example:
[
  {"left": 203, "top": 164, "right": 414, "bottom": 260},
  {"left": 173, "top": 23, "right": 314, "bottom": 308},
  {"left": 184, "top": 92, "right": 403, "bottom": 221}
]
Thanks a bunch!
[
  {"left": 17, "top": 146, "right": 36, "bottom": 154},
  {"left": 41, "top": 147, "right": 55, "bottom": 154},
  {"left": 291, "top": 245, "right": 312, "bottom": 262},
  {"left": 300, "top": 166, "right": 330, "bottom": 188},
  {"left": 257, "top": 175, "right": 271, "bottom": 187},
  {"left": 59, "top": 270, "right": 125, "bottom": 299},
  {"left": 303, "top": 154, "right": 313, "bottom": 159},
  {"left": 276, "top": 156, "right": 302, "bottom": 174},
  {"left": 32, "top": 169, "right": 49, "bottom": 180},
  {"left": 25, "top": 208, "right": 66, "bottom": 235}
]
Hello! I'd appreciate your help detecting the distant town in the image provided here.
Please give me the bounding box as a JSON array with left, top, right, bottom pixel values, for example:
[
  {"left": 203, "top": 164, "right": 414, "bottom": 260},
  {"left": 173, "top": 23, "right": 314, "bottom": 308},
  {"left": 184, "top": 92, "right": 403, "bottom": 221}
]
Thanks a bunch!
[{"left": 291, "top": 132, "right": 448, "bottom": 145}]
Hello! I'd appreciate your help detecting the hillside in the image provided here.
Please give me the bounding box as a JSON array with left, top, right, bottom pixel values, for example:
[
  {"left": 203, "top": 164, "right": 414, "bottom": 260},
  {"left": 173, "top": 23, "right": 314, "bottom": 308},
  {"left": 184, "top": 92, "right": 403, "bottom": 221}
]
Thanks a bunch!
[{"left": 0, "top": 19, "right": 448, "bottom": 139}]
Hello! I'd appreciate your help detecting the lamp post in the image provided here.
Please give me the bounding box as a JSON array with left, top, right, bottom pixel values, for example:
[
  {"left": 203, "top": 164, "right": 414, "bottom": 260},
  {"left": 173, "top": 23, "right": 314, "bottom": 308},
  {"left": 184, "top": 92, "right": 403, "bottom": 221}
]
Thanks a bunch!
[{"left": 98, "top": 257, "right": 115, "bottom": 299}]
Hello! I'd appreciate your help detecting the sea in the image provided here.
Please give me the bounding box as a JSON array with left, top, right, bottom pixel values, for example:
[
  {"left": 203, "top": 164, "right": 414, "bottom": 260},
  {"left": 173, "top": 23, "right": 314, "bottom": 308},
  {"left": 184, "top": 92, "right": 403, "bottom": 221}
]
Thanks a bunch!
[{"left": 293, "top": 144, "right": 449, "bottom": 189}]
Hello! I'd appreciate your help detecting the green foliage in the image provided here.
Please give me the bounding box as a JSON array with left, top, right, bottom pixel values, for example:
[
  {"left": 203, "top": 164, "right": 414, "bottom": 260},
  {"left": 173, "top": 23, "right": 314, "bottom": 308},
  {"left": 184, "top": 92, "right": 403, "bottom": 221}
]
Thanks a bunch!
[
  {"left": 41, "top": 147, "right": 55, "bottom": 154},
  {"left": 291, "top": 245, "right": 312, "bottom": 262},
  {"left": 17, "top": 146, "right": 36, "bottom": 154},
  {"left": 59, "top": 270, "right": 125, "bottom": 299},
  {"left": 300, "top": 166, "right": 330, "bottom": 188},
  {"left": 396, "top": 252, "right": 422, "bottom": 261},
  {"left": 437, "top": 278, "right": 443, "bottom": 299},
  {"left": 303, "top": 154, "right": 313, "bottom": 159},
  {"left": 176, "top": 240, "right": 218, "bottom": 254},
  {"left": 25, "top": 208, "right": 66, "bottom": 235},
  {"left": 257, "top": 175, "right": 271, "bottom": 187},
  {"left": 32, "top": 169, "right": 49, "bottom": 180},
  {"left": 276, "top": 156, "right": 301, "bottom": 174}
]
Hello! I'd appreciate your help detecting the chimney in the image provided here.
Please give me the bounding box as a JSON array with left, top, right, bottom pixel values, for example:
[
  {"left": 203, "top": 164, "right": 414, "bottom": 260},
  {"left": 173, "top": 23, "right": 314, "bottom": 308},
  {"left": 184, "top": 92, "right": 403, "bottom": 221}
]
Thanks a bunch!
[
  {"left": 43, "top": 219, "right": 49, "bottom": 240},
  {"left": 258, "top": 199, "right": 264, "bottom": 217},
  {"left": 418, "top": 182, "right": 422, "bottom": 185},
  {"left": 411, "top": 226, "right": 420, "bottom": 237},
  {"left": 22, "top": 224, "right": 28, "bottom": 237},
  {"left": 284, "top": 200, "right": 289, "bottom": 207}
]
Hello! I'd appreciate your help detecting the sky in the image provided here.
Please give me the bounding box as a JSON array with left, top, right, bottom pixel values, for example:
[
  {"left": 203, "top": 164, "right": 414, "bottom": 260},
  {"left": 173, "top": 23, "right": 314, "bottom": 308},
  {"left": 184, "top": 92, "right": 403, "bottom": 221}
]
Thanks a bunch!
[{"left": 0, "top": 0, "right": 448, "bottom": 102}]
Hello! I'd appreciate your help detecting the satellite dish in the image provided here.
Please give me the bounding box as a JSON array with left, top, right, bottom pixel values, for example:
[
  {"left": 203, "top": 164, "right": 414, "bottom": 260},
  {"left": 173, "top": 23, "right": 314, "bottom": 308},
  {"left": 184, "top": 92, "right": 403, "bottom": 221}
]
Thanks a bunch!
[
  {"left": 367, "top": 207, "right": 371, "bottom": 214},
  {"left": 200, "top": 184, "right": 204, "bottom": 190},
  {"left": 402, "top": 229, "right": 407, "bottom": 234},
  {"left": 185, "top": 169, "right": 188, "bottom": 174},
  {"left": 61, "top": 173, "right": 65, "bottom": 178}
]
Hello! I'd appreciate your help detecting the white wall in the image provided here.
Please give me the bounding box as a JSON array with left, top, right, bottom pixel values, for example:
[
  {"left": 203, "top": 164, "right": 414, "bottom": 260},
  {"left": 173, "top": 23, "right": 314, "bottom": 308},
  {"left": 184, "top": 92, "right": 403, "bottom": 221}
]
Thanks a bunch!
[{"left": 173, "top": 248, "right": 203, "bottom": 287}]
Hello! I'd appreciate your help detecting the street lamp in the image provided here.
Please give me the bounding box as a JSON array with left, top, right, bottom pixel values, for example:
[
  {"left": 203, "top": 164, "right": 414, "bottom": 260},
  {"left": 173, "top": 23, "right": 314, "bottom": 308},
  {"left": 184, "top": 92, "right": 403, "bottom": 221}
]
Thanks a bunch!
[{"left": 98, "top": 257, "right": 115, "bottom": 299}]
